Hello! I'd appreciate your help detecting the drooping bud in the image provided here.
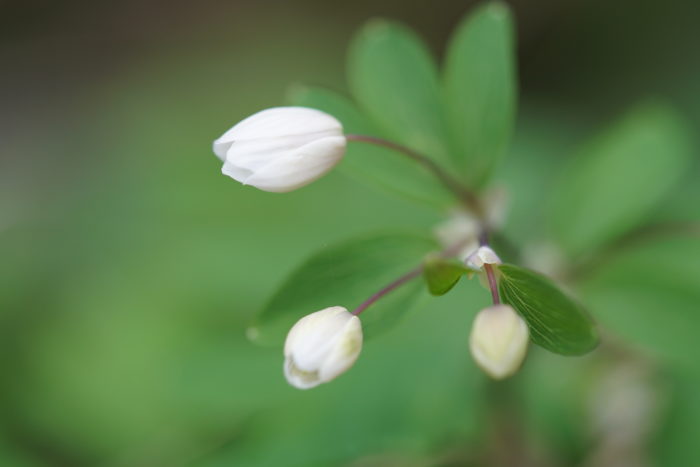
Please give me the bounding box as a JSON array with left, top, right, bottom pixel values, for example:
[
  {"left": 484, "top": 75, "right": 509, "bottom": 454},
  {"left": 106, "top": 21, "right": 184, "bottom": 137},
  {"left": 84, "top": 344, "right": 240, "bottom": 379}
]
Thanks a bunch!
[
  {"left": 213, "top": 107, "right": 346, "bottom": 192},
  {"left": 283, "top": 306, "right": 362, "bottom": 389},
  {"left": 469, "top": 304, "right": 529, "bottom": 379}
]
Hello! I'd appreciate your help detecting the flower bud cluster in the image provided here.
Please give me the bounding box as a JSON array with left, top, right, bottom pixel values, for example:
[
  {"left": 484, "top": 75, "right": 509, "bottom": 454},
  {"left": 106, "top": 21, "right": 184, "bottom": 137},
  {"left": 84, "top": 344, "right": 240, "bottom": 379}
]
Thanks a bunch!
[
  {"left": 214, "top": 107, "right": 531, "bottom": 387},
  {"left": 277, "top": 246, "right": 529, "bottom": 389}
]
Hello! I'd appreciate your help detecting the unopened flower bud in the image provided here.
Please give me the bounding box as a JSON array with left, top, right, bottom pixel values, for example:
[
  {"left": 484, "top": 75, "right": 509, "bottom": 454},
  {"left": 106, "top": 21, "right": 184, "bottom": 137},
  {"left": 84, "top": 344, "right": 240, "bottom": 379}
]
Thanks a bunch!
[
  {"left": 283, "top": 306, "right": 362, "bottom": 389},
  {"left": 213, "top": 107, "right": 346, "bottom": 192},
  {"left": 433, "top": 210, "right": 480, "bottom": 261},
  {"left": 465, "top": 245, "right": 502, "bottom": 271},
  {"left": 469, "top": 304, "right": 529, "bottom": 379}
]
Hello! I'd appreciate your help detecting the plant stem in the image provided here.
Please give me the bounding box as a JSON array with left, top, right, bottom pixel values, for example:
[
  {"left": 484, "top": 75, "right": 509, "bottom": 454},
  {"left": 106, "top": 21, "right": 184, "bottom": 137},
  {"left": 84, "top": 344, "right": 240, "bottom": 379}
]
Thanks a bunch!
[
  {"left": 345, "top": 134, "right": 484, "bottom": 217},
  {"left": 484, "top": 263, "right": 501, "bottom": 305},
  {"left": 478, "top": 227, "right": 491, "bottom": 248},
  {"left": 344, "top": 133, "right": 507, "bottom": 314},
  {"left": 351, "top": 266, "right": 423, "bottom": 316},
  {"left": 350, "top": 236, "right": 478, "bottom": 316},
  {"left": 478, "top": 226, "right": 501, "bottom": 305}
]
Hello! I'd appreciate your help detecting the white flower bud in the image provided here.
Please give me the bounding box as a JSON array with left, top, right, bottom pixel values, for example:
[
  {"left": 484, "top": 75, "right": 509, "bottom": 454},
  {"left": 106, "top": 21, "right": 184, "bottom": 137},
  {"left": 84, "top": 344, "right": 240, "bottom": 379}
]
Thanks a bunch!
[
  {"left": 433, "top": 210, "right": 480, "bottom": 261},
  {"left": 283, "top": 306, "right": 362, "bottom": 389},
  {"left": 213, "top": 107, "right": 346, "bottom": 192},
  {"left": 469, "top": 304, "right": 529, "bottom": 379},
  {"left": 465, "top": 245, "right": 502, "bottom": 271}
]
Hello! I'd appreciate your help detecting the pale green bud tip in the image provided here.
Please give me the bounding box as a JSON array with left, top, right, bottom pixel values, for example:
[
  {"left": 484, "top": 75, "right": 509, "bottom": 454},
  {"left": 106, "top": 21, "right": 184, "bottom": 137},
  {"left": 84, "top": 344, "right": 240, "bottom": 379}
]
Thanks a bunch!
[
  {"left": 469, "top": 304, "right": 529, "bottom": 379},
  {"left": 283, "top": 306, "right": 363, "bottom": 389}
]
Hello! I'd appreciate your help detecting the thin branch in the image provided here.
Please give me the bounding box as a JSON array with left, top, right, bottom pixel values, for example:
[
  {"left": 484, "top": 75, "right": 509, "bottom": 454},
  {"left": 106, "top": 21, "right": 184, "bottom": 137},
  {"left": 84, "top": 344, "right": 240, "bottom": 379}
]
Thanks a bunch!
[
  {"left": 351, "top": 236, "right": 479, "bottom": 316},
  {"left": 351, "top": 266, "right": 422, "bottom": 316},
  {"left": 345, "top": 134, "right": 484, "bottom": 217}
]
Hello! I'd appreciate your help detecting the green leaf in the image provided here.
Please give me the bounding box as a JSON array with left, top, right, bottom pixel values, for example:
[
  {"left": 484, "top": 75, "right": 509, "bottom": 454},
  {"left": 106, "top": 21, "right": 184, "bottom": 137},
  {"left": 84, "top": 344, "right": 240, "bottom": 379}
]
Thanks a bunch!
[
  {"left": 580, "top": 236, "right": 700, "bottom": 371},
  {"left": 287, "top": 85, "right": 453, "bottom": 207},
  {"left": 580, "top": 234, "right": 700, "bottom": 295},
  {"left": 443, "top": 1, "right": 516, "bottom": 187},
  {"left": 423, "top": 254, "right": 470, "bottom": 296},
  {"left": 498, "top": 264, "right": 599, "bottom": 355},
  {"left": 651, "top": 179, "right": 700, "bottom": 224},
  {"left": 653, "top": 370, "right": 700, "bottom": 466},
  {"left": 249, "top": 232, "right": 438, "bottom": 345},
  {"left": 348, "top": 19, "right": 452, "bottom": 166},
  {"left": 549, "top": 102, "right": 693, "bottom": 256}
]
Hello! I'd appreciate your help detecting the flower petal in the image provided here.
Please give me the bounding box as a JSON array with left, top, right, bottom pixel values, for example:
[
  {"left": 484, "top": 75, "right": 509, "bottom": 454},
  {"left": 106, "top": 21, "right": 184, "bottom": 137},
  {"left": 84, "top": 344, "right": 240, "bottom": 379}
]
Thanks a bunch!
[
  {"left": 469, "top": 304, "right": 529, "bottom": 379},
  {"left": 244, "top": 136, "right": 346, "bottom": 192},
  {"left": 224, "top": 131, "right": 333, "bottom": 172},
  {"left": 284, "top": 306, "right": 350, "bottom": 371},
  {"left": 319, "top": 315, "right": 362, "bottom": 382},
  {"left": 466, "top": 245, "right": 501, "bottom": 271},
  {"left": 213, "top": 106, "right": 343, "bottom": 159}
]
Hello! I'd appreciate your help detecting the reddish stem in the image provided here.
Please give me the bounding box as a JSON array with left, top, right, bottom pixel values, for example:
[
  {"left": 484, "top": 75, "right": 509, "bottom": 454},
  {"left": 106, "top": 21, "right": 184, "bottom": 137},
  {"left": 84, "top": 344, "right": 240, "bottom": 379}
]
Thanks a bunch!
[
  {"left": 351, "top": 266, "right": 423, "bottom": 316},
  {"left": 350, "top": 236, "right": 477, "bottom": 317},
  {"left": 345, "top": 134, "right": 484, "bottom": 217},
  {"left": 484, "top": 263, "right": 500, "bottom": 305}
]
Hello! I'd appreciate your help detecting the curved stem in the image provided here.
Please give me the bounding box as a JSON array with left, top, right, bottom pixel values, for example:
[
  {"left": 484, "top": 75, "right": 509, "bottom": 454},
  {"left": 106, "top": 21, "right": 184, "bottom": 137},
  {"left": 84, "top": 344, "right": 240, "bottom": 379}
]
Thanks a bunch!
[
  {"left": 345, "top": 134, "right": 484, "bottom": 217},
  {"left": 343, "top": 134, "right": 505, "bottom": 315},
  {"left": 351, "top": 236, "right": 478, "bottom": 317},
  {"left": 351, "top": 266, "right": 422, "bottom": 316}
]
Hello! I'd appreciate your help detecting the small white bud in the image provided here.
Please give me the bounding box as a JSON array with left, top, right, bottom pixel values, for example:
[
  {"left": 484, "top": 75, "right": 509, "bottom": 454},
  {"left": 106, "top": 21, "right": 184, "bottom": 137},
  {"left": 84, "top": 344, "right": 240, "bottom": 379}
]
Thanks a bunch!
[
  {"left": 465, "top": 245, "right": 502, "bottom": 271},
  {"left": 469, "top": 304, "right": 529, "bottom": 379},
  {"left": 283, "top": 306, "right": 362, "bottom": 389},
  {"left": 213, "top": 107, "right": 346, "bottom": 192},
  {"left": 433, "top": 210, "right": 480, "bottom": 261}
]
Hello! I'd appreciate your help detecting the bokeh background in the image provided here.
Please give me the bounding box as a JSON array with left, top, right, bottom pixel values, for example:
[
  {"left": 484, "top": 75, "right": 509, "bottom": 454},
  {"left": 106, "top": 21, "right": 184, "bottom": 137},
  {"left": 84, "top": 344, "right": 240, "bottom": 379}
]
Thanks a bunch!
[{"left": 1, "top": 0, "right": 699, "bottom": 465}]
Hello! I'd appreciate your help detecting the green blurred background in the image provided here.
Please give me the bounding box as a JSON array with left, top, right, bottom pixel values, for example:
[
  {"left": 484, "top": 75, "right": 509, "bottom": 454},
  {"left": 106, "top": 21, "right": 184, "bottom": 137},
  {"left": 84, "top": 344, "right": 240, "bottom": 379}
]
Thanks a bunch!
[{"left": 1, "top": 0, "right": 699, "bottom": 465}]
